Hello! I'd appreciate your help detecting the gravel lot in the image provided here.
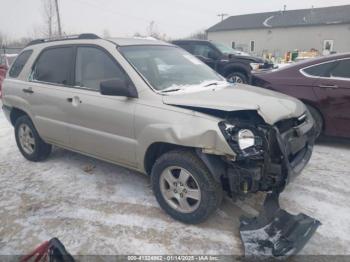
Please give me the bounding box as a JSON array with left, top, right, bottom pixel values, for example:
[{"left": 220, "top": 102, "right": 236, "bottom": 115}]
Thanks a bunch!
[{"left": 0, "top": 107, "right": 350, "bottom": 256}]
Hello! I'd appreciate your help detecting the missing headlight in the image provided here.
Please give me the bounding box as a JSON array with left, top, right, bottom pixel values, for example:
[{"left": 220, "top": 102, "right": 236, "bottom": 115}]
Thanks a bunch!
[{"left": 219, "top": 121, "right": 265, "bottom": 159}]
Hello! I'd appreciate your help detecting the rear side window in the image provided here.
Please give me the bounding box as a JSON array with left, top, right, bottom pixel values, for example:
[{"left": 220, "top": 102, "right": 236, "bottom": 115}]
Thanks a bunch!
[
  {"left": 330, "top": 59, "right": 350, "bottom": 79},
  {"left": 302, "top": 61, "right": 337, "bottom": 77},
  {"left": 75, "top": 46, "right": 127, "bottom": 90},
  {"left": 9, "top": 50, "right": 33, "bottom": 78},
  {"left": 32, "top": 47, "right": 74, "bottom": 85}
]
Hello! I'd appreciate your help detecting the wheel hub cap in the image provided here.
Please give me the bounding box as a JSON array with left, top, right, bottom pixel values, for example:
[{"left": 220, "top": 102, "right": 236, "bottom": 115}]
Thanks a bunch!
[
  {"left": 18, "top": 124, "right": 35, "bottom": 155},
  {"left": 160, "top": 166, "right": 201, "bottom": 213}
]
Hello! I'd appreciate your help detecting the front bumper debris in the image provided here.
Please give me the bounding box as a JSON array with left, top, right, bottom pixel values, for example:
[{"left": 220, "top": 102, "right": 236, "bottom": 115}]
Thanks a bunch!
[{"left": 239, "top": 192, "right": 321, "bottom": 257}]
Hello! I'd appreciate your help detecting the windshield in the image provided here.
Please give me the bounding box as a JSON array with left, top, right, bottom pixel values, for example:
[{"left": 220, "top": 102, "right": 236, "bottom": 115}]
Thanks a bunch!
[
  {"left": 119, "top": 45, "right": 224, "bottom": 91},
  {"left": 212, "top": 42, "right": 249, "bottom": 56}
]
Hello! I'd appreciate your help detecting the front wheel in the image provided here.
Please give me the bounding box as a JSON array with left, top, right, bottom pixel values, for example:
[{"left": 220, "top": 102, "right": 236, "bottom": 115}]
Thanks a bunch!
[
  {"left": 151, "top": 150, "right": 223, "bottom": 224},
  {"left": 226, "top": 72, "right": 248, "bottom": 84}
]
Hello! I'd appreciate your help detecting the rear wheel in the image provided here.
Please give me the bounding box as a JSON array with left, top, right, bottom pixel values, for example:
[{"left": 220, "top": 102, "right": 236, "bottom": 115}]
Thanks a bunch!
[
  {"left": 151, "top": 150, "right": 223, "bottom": 224},
  {"left": 15, "top": 116, "right": 52, "bottom": 161},
  {"left": 226, "top": 72, "right": 248, "bottom": 84},
  {"left": 307, "top": 105, "right": 323, "bottom": 139}
]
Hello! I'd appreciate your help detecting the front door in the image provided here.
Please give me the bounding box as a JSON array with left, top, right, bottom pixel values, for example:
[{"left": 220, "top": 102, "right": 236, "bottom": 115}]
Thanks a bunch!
[
  {"left": 191, "top": 43, "right": 219, "bottom": 70},
  {"left": 65, "top": 46, "right": 137, "bottom": 167}
]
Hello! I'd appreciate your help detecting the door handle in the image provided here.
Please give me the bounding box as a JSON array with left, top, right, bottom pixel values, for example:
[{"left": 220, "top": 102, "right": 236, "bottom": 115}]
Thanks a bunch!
[
  {"left": 67, "top": 98, "right": 73, "bottom": 102},
  {"left": 319, "top": 84, "right": 338, "bottom": 89},
  {"left": 22, "top": 88, "right": 34, "bottom": 94}
]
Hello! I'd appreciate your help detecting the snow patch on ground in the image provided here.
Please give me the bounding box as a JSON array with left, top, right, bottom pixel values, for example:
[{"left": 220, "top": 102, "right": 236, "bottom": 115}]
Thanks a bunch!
[{"left": 0, "top": 108, "right": 350, "bottom": 255}]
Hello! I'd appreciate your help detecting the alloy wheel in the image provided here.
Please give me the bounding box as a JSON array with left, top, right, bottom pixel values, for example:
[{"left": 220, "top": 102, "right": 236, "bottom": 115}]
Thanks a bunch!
[
  {"left": 230, "top": 75, "right": 244, "bottom": 83},
  {"left": 18, "top": 123, "right": 36, "bottom": 155},
  {"left": 159, "top": 166, "right": 201, "bottom": 213}
]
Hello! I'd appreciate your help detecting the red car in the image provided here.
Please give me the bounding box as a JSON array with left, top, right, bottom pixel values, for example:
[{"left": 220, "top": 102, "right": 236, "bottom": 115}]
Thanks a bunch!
[
  {"left": 0, "top": 65, "right": 6, "bottom": 98},
  {"left": 0, "top": 54, "right": 17, "bottom": 98},
  {"left": 252, "top": 53, "right": 350, "bottom": 139}
]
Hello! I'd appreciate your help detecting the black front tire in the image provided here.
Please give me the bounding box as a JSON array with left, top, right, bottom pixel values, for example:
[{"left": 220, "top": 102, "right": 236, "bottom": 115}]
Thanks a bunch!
[
  {"left": 15, "top": 115, "right": 52, "bottom": 162},
  {"left": 226, "top": 72, "right": 248, "bottom": 84},
  {"left": 151, "top": 149, "right": 223, "bottom": 224}
]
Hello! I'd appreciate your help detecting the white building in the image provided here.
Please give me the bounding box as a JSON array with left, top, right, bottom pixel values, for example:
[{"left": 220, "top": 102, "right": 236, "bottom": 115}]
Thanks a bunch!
[{"left": 207, "top": 5, "right": 350, "bottom": 57}]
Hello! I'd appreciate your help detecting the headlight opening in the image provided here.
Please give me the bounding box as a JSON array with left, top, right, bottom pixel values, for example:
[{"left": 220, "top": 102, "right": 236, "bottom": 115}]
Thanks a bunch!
[{"left": 219, "top": 121, "right": 265, "bottom": 159}]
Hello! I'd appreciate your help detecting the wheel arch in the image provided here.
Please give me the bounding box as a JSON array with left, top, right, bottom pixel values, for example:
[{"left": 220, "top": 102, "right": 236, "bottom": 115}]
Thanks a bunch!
[
  {"left": 143, "top": 142, "right": 225, "bottom": 185},
  {"left": 300, "top": 100, "right": 326, "bottom": 132},
  {"left": 143, "top": 142, "right": 192, "bottom": 175},
  {"left": 223, "top": 64, "right": 250, "bottom": 78},
  {"left": 10, "top": 107, "right": 30, "bottom": 126}
]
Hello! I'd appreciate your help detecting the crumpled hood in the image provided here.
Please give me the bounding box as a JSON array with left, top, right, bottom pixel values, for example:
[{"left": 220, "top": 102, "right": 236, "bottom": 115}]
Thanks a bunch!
[{"left": 162, "top": 84, "right": 306, "bottom": 125}]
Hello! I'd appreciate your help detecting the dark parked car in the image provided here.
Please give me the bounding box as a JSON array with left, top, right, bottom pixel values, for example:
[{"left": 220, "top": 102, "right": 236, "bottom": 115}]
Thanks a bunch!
[
  {"left": 252, "top": 53, "right": 350, "bottom": 138},
  {"left": 172, "top": 40, "right": 273, "bottom": 84}
]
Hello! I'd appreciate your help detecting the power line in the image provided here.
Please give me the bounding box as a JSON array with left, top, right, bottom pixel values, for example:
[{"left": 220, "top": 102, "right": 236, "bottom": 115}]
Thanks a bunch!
[{"left": 217, "top": 13, "right": 229, "bottom": 21}]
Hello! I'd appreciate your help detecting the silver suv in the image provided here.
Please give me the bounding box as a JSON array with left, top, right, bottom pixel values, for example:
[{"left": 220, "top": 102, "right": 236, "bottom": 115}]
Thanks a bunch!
[{"left": 2, "top": 34, "right": 315, "bottom": 225}]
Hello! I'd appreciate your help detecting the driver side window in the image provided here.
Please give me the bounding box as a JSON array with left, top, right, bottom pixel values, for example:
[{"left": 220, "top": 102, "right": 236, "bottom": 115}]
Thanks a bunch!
[
  {"left": 75, "top": 47, "right": 127, "bottom": 91},
  {"left": 192, "top": 44, "right": 217, "bottom": 59}
]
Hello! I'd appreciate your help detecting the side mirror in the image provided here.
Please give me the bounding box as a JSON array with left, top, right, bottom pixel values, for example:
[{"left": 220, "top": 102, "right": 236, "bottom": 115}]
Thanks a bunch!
[{"left": 100, "top": 79, "right": 138, "bottom": 98}]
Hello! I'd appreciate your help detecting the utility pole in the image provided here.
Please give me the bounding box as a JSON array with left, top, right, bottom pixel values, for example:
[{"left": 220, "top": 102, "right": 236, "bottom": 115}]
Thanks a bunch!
[
  {"left": 217, "top": 13, "right": 229, "bottom": 22},
  {"left": 54, "top": 0, "right": 62, "bottom": 36}
]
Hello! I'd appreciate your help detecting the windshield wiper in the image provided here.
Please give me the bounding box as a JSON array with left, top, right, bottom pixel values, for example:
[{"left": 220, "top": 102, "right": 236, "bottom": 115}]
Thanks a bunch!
[{"left": 161, "top": 88, "right": 182, "bottom": 93}]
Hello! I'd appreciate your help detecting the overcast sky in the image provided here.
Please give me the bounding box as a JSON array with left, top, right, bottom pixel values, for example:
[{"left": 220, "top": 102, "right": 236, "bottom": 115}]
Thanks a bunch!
[{"left": 1, "top": 0, "right": 350, "bottom": 40}]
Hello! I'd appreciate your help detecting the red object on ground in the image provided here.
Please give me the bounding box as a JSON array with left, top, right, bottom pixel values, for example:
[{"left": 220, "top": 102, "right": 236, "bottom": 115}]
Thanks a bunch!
[{"left": 20, "top": 241, "right": 50, "bottom": 262}]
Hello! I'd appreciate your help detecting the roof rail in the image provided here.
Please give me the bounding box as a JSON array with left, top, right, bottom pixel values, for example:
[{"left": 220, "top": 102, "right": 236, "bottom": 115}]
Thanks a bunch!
[{"left": 26, "top": 33, "right": 100, "bottom": 47}]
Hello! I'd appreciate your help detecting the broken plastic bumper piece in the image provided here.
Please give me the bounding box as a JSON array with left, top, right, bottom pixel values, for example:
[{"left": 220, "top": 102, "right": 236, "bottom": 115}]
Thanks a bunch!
[{"left": 239, "top": 192, "right": 321, "bottom": 257}]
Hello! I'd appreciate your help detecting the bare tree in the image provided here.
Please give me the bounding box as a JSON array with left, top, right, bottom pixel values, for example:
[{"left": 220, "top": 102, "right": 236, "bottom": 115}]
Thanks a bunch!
[
  {"left": 183, "top": 30, "right": 207, "bottom": 40},
  {"left": 0, "top": 32, "right": 7, "bottom": 48},
  {"left": 103, "top": 29, "right": 111, "bottom": 38}
]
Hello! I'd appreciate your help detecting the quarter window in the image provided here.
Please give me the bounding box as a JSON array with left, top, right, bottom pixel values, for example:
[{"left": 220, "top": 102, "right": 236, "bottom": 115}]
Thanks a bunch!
[
  {"left": 9, "top": 50, "right": 33, "bottom": 78},
  {"left": 32, "top": 47, "right": 74, "bottom": 85},
  {"left": 330, "top": 59, "right": 350, "bottom": 79},
  {"left": 75, "top": 47, "right": 126, "bottom": 91},
  {"left": 302, "top": 62, "right": 337, "bottom": 77}
]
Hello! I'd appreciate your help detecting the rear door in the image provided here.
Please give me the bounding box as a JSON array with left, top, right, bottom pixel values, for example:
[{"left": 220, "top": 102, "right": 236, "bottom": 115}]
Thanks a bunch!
[
  {"left": 65, "top": 45, "right": 137, "bottom": 167},
  {"left": 27, "top": 46, "right": 75, "bottom": 146},
  {"left": 314, "top": 59, "right": 350, "bottom": 137}
]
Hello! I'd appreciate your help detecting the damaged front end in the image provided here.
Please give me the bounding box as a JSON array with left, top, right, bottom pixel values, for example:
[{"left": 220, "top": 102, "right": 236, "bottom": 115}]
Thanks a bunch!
[
  {"left": 201, "top": 109, "right": 321, "bottom": 257},
  {"left": 218, "top": 110, "right": 315, "bottom": 195}
]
